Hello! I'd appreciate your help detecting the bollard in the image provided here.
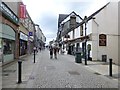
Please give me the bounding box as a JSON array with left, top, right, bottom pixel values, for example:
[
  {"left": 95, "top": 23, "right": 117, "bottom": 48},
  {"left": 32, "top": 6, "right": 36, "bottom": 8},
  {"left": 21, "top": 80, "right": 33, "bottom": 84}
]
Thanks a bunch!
[
  {"left": 18, "top": 60, "right": 22, "bottom": 83},
  {"left": 109, "top": 59, "right": 112, "bottom": 76},
  {"left": 34, "top": 50, "right": 35, "bottom": 63}
]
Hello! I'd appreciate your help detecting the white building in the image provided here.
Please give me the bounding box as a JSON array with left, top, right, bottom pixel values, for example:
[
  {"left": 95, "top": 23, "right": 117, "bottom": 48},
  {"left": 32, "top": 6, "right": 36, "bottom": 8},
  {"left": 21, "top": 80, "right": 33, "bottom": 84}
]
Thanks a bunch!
[
  {"left": 118, "top": 1, "right": 120, "bottom": 65},
  {"left": 58, "top": 2, "right": 119, "bottom": 65},
  {"left": 35, "top": 25, "right": 46, "bottom": 48},
  {"left": 58, "top": 11, "right": 83, "bottom": 54},
  {"left": 86, "top": 2, "right": 119, "bottom": 64}
]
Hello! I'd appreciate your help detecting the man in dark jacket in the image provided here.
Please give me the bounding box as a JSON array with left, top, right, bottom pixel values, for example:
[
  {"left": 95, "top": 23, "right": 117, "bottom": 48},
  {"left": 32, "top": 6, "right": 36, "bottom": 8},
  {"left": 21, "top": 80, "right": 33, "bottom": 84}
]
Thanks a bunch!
[
  {"left": 53, "top": 46, "right": 58, "bottom": 59},
  {"left": 49, "top": 46, "right": 53, "bottom": 59}
]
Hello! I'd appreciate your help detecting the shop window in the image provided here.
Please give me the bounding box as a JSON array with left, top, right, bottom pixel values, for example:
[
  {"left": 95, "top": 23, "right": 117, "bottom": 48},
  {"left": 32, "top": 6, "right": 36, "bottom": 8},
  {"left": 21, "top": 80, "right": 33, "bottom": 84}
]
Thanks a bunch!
[
  {"left": 80, "top": 25, "right": 83, "bottom": 36},
  {"left": 3, "top": 39, "right": 14, "bottom": 55},
  {"left": 19, "top": 40, "right": 27, "bottom": 56}
]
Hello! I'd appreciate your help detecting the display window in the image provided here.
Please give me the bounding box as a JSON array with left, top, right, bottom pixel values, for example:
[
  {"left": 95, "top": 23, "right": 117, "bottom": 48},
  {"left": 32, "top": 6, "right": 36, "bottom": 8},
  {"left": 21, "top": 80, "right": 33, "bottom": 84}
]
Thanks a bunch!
[
  {"left": 3, "top": 38, "right": 14, "bottom": 55},
  {"left": 19, "top": 39, "right": 27, "bottom": 56}
]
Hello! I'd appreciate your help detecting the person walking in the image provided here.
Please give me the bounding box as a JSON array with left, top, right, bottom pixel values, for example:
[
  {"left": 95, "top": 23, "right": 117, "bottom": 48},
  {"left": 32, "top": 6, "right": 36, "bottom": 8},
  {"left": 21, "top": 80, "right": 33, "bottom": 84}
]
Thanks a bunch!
[
  {"left": 53, "top": 46, "right": 58, "bottom": 59},
  {"left": 49, "top": 45, "right": 53, "bottom": 59},
  {"left": 39, "top": 47, "right": 41, "bottom": 52}
]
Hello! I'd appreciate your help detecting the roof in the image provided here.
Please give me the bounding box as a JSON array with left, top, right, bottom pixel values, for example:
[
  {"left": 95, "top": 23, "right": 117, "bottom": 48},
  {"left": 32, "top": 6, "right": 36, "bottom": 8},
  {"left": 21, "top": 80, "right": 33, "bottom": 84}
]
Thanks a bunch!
[
  {"left": 58, "top": 14, "right": 68, "bottom": 28},
  {"left": 61, "top": 2, "right": 110, "bottom": 37},
  {"left": 69, "top": 11, "right": 83, "bottom": 20},
  {"left": 58, "top": 11, "right": 83, "bottom": 28},
  {"left": 76, "top": 2, "right": 110, "bottom": 28}
]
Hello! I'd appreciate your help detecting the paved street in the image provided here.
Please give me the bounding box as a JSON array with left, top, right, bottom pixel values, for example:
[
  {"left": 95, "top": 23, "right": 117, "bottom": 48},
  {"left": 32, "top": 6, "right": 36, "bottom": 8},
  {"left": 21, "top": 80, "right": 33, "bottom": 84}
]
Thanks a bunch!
[{"left": 2, "top": 49, "right": 119, "bottom": 89}]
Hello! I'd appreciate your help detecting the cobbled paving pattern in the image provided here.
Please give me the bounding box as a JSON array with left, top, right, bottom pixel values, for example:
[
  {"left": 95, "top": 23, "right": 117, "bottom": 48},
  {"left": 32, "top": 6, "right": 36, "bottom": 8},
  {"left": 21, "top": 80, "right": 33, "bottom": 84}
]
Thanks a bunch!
[{"left": 28, "top": 50, "right": 118, "bottom": 88}]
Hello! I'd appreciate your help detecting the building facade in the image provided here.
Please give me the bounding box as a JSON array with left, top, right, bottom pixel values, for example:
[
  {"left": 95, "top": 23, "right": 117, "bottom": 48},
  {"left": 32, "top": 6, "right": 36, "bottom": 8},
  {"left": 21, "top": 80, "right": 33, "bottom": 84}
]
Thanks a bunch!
[
  {"left": 57, "top": 11, "right": 83, "bottom": 55},
  {"left": 57, "top": 2, "right": 119, "bottom": 65},
  {"left": 0, "top": 2, "right": 19, "bottom": 64},
  {"left": 0, "top": 1, "right": 46, "bottom": 65},
  {"left": 35, "top": 25, "right": 46, "bottom": 50},
  {"left": 5, "top": 2, "right": 35, "bottom": 56},
  {"left": 118, "top": 1, "right": 120, "bottom": 65},
  {"left": 87, "top": 2, "right": 119, "bottom": 64}
]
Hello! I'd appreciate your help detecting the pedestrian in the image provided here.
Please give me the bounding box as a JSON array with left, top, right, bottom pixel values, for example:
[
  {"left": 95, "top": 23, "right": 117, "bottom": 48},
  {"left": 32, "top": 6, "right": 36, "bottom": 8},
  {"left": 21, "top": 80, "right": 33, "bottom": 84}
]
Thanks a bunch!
[
  {"left": 49, "top": 45, "right": 53, "bottom": 59},
  {"left": 36, "top": 47, "right": 38, "bottom": 54},
  {"left": 39, "top": 47, "right": 41, "bottom": 52},
  {"left": 53, "top": 46, "right": 58, "bottom": 59},
  {"left": 57, "top": 47, "right": 60, "bottom": 54}
]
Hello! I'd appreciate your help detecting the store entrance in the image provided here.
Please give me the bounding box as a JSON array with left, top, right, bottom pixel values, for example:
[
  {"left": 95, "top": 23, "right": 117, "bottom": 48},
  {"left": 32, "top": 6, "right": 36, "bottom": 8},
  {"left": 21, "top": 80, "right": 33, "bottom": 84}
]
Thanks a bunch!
[{"left": 19, "top": 39, "right": 27, "bottom": 56}]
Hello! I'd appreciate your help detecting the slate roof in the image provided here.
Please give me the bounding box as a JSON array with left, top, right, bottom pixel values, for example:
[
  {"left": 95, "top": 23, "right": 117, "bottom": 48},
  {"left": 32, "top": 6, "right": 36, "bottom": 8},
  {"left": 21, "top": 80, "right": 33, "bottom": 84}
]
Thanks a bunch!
[
  {"left": 58, "top": 14, "right": 68, "bottom": 28},
  {"left": 58, "top": 11, "right": 83, "bottom": 28},
  {"left": 76, "top": 2, "right": 110, "bottom": 28},
  {"left": 61, "top": 2, "right": 110, "bottom": 37}
]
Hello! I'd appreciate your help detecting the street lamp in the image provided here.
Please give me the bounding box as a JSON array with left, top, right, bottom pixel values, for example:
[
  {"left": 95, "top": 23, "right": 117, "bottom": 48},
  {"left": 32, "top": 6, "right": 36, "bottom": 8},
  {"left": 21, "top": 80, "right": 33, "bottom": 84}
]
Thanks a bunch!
[
  {"left": 33, "top": 24, "right": 39, "bottom": 63},
  {"left": 33, "top": 24, "right": 36, "bottom": 63},
  {"left": 84, "top": 16, "right": 87, "bottom": 65}
]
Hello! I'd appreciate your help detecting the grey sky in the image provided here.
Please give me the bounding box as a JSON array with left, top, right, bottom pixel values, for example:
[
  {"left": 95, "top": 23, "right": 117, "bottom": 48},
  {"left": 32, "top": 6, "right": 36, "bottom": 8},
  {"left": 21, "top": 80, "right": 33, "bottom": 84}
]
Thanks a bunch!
[{"left": 22, "top": 0, "right": 110, "bottom": 44}]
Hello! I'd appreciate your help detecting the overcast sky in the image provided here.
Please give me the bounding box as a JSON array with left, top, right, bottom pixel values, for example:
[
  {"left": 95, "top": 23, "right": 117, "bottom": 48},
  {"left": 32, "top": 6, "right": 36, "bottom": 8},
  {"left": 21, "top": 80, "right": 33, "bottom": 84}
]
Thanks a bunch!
[{"left": 22, "top": 0, "right": 112, "bottom": 45}]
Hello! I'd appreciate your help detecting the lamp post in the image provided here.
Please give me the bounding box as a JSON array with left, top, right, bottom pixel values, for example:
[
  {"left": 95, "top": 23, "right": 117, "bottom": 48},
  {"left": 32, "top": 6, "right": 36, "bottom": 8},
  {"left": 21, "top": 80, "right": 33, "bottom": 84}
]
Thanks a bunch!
[
  {"left": 33, "top": 24, "right": 36, "bottom": 63},
  {"left": 34, "top": 24, "right": 39, "bottom": 63},
  {"left": 33, "top": 24, "right": 39, "bottom": 63},
  {"left": 84, "top": 16, "right": 87, "bottom": 65}
]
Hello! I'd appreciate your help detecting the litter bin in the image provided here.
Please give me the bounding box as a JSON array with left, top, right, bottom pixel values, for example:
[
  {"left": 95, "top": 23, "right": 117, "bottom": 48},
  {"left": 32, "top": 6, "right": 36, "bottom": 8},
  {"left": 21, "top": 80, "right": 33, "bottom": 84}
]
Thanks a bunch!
[{"left": 75, "top": 52, "right": 82, "bottom": 63}]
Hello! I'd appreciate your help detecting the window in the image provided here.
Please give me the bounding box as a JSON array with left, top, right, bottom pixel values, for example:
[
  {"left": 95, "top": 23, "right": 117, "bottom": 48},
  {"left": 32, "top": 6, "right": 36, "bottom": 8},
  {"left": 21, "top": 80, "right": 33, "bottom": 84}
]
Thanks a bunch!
[
  {"left": 80, "top": 25, "right": 83, "bottom": 36},
  {"left": 3, "top": 39, "right": 14, "bottom": 55}
]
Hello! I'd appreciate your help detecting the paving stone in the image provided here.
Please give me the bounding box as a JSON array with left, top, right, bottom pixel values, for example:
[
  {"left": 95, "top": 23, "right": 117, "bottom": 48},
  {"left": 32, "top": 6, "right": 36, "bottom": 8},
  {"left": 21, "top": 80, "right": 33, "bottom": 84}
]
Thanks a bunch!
[{"left": 2, "top": 50, "right": 119, "bottom": 89}]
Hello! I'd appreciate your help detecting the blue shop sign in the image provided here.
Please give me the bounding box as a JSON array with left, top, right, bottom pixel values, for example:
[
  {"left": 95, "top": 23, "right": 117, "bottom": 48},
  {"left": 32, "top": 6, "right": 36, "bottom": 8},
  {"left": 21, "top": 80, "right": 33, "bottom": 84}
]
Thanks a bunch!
[{"left": 29, "top": 32, "right": 33, "bottom": 36}]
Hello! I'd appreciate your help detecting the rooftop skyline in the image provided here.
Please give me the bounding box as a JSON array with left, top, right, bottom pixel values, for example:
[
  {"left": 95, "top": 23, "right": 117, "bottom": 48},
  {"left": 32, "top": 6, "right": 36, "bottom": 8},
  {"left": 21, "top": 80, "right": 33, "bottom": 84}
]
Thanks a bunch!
[{"left": 22, "top": 0, "right": 113, "bottom": 44}]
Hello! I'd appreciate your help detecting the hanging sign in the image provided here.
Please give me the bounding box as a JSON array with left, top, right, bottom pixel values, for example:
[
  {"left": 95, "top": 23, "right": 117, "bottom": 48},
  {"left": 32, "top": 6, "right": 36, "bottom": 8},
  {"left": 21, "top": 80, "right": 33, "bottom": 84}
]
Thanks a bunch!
[
  {"left": 29, "top": 32, "right": 33, "bottom": 36},
  {"left": 99, "top": 34, "right": 107, "bottom": 46},
  {"left": 19, "top": 4, "right": 26, "bottom": 19}
]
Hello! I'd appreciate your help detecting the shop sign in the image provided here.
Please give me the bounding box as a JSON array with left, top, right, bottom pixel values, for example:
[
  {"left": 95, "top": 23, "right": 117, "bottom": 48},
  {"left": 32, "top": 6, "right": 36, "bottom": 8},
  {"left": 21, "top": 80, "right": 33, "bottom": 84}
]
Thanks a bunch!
[
  {"left": 19, "top": 4, "right": 26, "bottom": 19},
  {"left": 0, "top": 2, "right": 19, "bottom": 24},
  {"left": 20, "top": 32, "right": 28, "bottom": 41},
  {"left": 99, "top": 34, "right": 107, "bottom": 46},
  {"left": 29, "top": 32, "right": 33, "bottom": 36}
]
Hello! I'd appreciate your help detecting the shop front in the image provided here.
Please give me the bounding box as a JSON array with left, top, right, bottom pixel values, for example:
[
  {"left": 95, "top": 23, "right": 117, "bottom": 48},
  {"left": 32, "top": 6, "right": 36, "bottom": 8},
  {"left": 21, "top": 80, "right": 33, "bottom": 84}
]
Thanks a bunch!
[
  {"left": 28, "top": 37, "right": 34, "bottom": 54},
  {"left": 1, "top": 24, "right": 15, "bottom": 63},
  {"left": 0, "top": 2, "right": 19, "bottom": 64},
  {"left": 19, "top": 32, "right": 28, "bottom": 56}
]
